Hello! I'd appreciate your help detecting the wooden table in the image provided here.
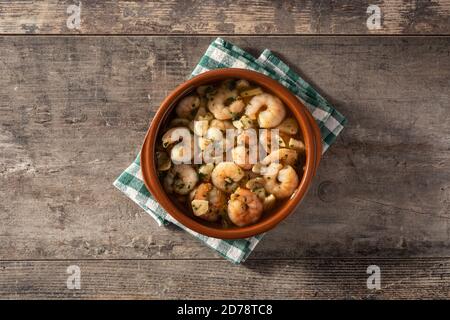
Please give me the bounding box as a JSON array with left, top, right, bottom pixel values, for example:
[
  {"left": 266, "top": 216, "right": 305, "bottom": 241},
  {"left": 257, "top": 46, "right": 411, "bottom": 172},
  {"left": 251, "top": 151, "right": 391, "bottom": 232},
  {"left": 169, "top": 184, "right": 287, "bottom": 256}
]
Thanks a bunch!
[{"left": 0, "top": 1, "right": 449, "bottom": 299}]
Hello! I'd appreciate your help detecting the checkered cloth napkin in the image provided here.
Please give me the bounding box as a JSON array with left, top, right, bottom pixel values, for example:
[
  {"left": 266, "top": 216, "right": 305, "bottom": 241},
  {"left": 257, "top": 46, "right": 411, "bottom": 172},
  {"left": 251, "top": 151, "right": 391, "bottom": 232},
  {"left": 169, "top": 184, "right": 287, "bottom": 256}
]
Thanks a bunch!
[{"left": 113, "top": 38, "right": 347, "bottom": 264}]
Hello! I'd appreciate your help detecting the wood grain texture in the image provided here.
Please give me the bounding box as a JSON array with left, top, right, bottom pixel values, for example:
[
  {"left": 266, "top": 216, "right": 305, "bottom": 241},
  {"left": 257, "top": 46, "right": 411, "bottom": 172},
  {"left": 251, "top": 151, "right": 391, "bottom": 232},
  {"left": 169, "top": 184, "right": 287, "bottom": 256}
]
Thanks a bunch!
[
  {"left": 1, "top": 259, "right": 449, "bottom": 299},
  {"left": 0, "top": 36, "right": 449, "bottom": 261},
  {"left": 0, "top": 0, "right": 450, "bottom": 35}
]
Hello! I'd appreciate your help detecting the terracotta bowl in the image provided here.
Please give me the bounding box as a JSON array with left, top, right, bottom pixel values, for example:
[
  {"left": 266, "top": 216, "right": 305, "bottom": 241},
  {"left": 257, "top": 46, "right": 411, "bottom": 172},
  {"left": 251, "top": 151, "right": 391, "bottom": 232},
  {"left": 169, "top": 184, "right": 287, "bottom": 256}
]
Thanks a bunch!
[{"left": 141, "top": 69, "right": 322, "bottom": 239}]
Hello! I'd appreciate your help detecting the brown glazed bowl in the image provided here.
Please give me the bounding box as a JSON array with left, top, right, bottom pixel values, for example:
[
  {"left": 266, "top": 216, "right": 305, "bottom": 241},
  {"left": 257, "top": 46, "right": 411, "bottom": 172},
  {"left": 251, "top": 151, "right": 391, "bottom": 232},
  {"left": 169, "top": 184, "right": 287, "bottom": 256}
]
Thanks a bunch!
[{"left": 141, "top": 69, "right": 322, "bottom": 239}]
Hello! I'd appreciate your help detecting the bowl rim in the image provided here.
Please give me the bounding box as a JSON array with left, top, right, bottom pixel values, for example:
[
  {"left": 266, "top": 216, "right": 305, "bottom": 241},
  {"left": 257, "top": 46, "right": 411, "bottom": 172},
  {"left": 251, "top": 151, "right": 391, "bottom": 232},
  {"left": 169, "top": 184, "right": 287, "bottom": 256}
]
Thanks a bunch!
[{"left": 140, "top": 68, "right": 322, "bottom": 239}]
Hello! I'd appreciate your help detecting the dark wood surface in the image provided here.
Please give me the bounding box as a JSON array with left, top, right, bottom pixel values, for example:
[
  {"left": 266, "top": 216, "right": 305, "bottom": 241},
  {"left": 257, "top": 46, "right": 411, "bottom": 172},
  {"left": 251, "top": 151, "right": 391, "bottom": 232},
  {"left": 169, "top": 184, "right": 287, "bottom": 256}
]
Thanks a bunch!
[
  {"left": 0, "top": 1, "right": 449, "bottom": 300},
  {"left": 0, "top": 0, "right": 450, "bottom": 35},
  {"left": 1, "top": 259, "right": 449, "bottom": 299}
]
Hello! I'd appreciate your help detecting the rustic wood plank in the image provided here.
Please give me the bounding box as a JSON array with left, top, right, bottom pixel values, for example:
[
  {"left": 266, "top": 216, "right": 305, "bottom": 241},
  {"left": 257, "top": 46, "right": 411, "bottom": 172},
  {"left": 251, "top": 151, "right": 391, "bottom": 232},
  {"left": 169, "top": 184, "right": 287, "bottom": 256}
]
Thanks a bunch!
[
  {"left": 1, "top": 259, "right": 449, "bottom": 299},
  {"left": 0, "top": 0, "right": 450, "bottom": 35},
  {"left": 0, "top": 36, "right": 449, "bottom": 260}
]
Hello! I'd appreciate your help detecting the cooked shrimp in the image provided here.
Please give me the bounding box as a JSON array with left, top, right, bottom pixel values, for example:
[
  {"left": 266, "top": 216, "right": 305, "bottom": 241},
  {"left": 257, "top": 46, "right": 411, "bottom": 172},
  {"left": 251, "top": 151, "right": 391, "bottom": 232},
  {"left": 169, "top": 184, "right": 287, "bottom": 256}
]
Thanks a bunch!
[
  {"left": 194, "top": 107, "right": 214, "bottom": 122},
  {"left": 156, "top": 151, "right": 171, "bottom": 171},
  {"left": 162, "top": 127, "right": 194, "bottom": 163},
  {"left": 198, "top": 127, "right": 223, "bottom": 148},
  {"left": 259, "top": 129, "right": 286, "bottom": 154},
  {"left": 232, "top": 115, "right": 255, "bottom": 130},
  {"left": 245, "top": 93, "right": 286, "bottom": 128},
  {"left": 263, "top": 163, "right": 299, "bottom": 199},
  {"left": 235, "top": 79, "right": 250, "bottom": 91},
  {"left": 231, "top": 145, "right": 254, "bottom": 170},
  {"left": 227, "top": 188, "right": 263, "bottom": 227},
  {"left": 193, "top": 120, "right": 209, "bottom": 137},
  {"left": 163, "top": 164, "right": 198, "bottom": 195},
  {"left": 246, "top": 177, "right": 265, "bottom": 190},
  {"left": 199, "top": 127, "right": 236, "bottom": 160},
  {"left": 236, "top": 129, "right": 258, "bottom": 146},
  {"left": 191, "top": 183, "right": 226, "bottom": 222},
  {"left": 176, "top": 95, "right": 201, "bottom": 119},
  {"left": 211, "top": 162, "right": 245, "bottom": 193},
  {"left": 196, "top": 85, "right": 213, "bottom": 97},
  {"left": 159, "top": 79, "right": 305, "bottom": 228},
  {"left": 208, "top": 120, "right": 236, "bottom": 152},
  {"left": 288, "top": 138, "right": 305, "bottom": 152},
  {"left": 263, "top": 194, "right": 276, "bottom": 211},
  {"left": 169, "top": 118, "right": 191, "bottom": 129},
  {"left": 209, "top": 119, "right": 234, "bottom": 131},
  {"left": 261, "top": 148, "right": 298, "bottom": 166},
  {"left": 207, "top": 86, "right": 245, "bottom": 120},
  {"left": 198, "top": 163, "right": 215, "bottom": 181}
]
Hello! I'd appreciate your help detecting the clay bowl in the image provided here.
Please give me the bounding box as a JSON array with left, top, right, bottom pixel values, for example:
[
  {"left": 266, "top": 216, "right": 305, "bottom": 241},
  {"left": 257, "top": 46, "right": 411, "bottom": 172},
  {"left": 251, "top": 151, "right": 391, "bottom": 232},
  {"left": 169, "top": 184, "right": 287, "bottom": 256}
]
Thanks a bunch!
[{"left": 141, "top": 68, "right": 322, "bottom": 239}]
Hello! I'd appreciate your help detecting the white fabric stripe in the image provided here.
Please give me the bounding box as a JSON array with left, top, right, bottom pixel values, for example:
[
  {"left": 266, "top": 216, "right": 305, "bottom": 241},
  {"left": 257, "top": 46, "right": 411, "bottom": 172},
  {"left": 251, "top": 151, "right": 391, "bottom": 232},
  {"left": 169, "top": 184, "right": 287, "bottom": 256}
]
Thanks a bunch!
[
  {"left": 135, "top": 168, "right": 143, "bottom": 181},
  {"left": 227, "top": 246, "right": 243, "bottom": 261},
  {"left": 312, "top": 108, "right": 329, "bottom": 122},
  {"left": 324, "top": 115, "right": 341, "bottom": 133},
  {"left": 210, "top": 49, "right": 227, "bottom": 63}
]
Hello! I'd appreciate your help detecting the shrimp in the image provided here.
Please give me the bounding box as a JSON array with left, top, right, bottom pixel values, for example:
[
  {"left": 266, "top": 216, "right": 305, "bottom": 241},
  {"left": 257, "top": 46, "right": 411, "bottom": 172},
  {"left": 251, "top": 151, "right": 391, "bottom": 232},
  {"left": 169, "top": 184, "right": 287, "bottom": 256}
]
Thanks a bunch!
[
  {"left": 209, "top": 119, "right": 234, "bottom": 131},
  {"left": 193, "top": 120, "right": 209, "bottom": 137},
  {"left": 163, "top": 164, "right": 199, "bottom": 195},
  {"left": 175, "top": 95, "right": 200, "bottom": 119},
  {"left": 191, "top": 183, "right": 226, "bottom": 222},
  {"left": 263, "top": 163, "right": 299, "bottom": 199},
  {"left": 169, "top": 118, "right": 191, "bottom": 129},
  {"left": 231, "top": 145, "right": 254, "bottom": 170},
  {"left": 234, "top": 130, "right": 259, "bottom": 169},
  {"left": 161, "top": 127, "right": 194, "bottom": 163},
  {"left": 261, "top": 148, "right": 298, "bottom": 166},
  {"left": 198, "top": 127, "right": 224, "bottom": 151},
  {"left": 259, "top": 129, "right": 286, "bottom": 153},
  {"left": 235, "top": 79, "right": 250, "bottom": 91},
  {"left": 194, "top": 107, "right": 214, "bottom": 122},
  {"left": 245, "top": 93, "right": 286, "bottom": 128},
  {"left": 207, "top": 85, "right": 245, "bottom": 120},
  {"left": 288, "top": 138, "right": 305, "bottom": 152},
  {"left": 246, "top": 177, "right": 265, "bottom": 190},
  {"left": 263, "top": 194, "right": 276, "bottom": 211},
  {"left": 227, "top": 188, "right": 263, "bottom": 227},
  {"left": 211, "top": 162, "right": 245, "bottom": 193},
  {"left": 198, "top": 163, "right": 215, "bottom": 181},
  {"left": 236, "top": 129, "right": 258, "bottom": 146},
  {"left": 156, "top": 151, "right": 171, "bottom": 171},
  {"left": 232, "top": 115, "right": 255, "bottom": 130},
  {"left": 199, "top": 127, "right": 235, "bottom": 163}
]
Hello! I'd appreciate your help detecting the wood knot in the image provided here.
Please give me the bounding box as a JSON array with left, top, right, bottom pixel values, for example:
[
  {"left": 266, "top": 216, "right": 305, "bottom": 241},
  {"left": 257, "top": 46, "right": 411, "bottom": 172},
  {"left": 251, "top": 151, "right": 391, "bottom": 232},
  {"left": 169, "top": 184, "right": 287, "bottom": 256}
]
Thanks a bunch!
[{"left": 318, "top": 180, "right": 338, "bottom": 203}]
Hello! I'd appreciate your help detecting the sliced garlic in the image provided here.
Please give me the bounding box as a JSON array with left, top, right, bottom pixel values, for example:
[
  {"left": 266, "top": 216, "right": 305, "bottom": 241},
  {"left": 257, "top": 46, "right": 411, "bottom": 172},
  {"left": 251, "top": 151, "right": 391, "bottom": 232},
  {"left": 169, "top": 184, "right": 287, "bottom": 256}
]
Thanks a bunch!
[
  {"left": 253, "top": 187, "right": 266, "bottom": 201},
  {"left": 193, "top": 120, "right": 209, "bottom": 137},
  {"left": 198, "top": 163, "right": 215, "bottom": 181},
  {"left": 191, "top": 199, "right": 209, "bottom": 217},
  {"left": 246, "top": 177, "right": 265, "bottom": 190},
  {"left": 263, "top": 194, "right": 276, "bottom": 211},
  {"left": 288, "top": 138, "right": 305, "bottom": 152},
  {"left": 276, "top": 118, "right": 298, "bottom": 135},
  {"left": 233, "top": 115, "right": 255, "bottom": 130},
  {"left": 240, "top": 87, "right": 264, "bottom": 97}
]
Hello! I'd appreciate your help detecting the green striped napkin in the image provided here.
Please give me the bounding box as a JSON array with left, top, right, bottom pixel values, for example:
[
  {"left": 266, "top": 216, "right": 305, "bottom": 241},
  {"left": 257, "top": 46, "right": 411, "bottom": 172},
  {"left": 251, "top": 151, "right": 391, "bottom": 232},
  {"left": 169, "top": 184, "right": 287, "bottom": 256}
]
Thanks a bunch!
[{"left": 113, "top": 38, "right": 347, "bottom": 264}]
